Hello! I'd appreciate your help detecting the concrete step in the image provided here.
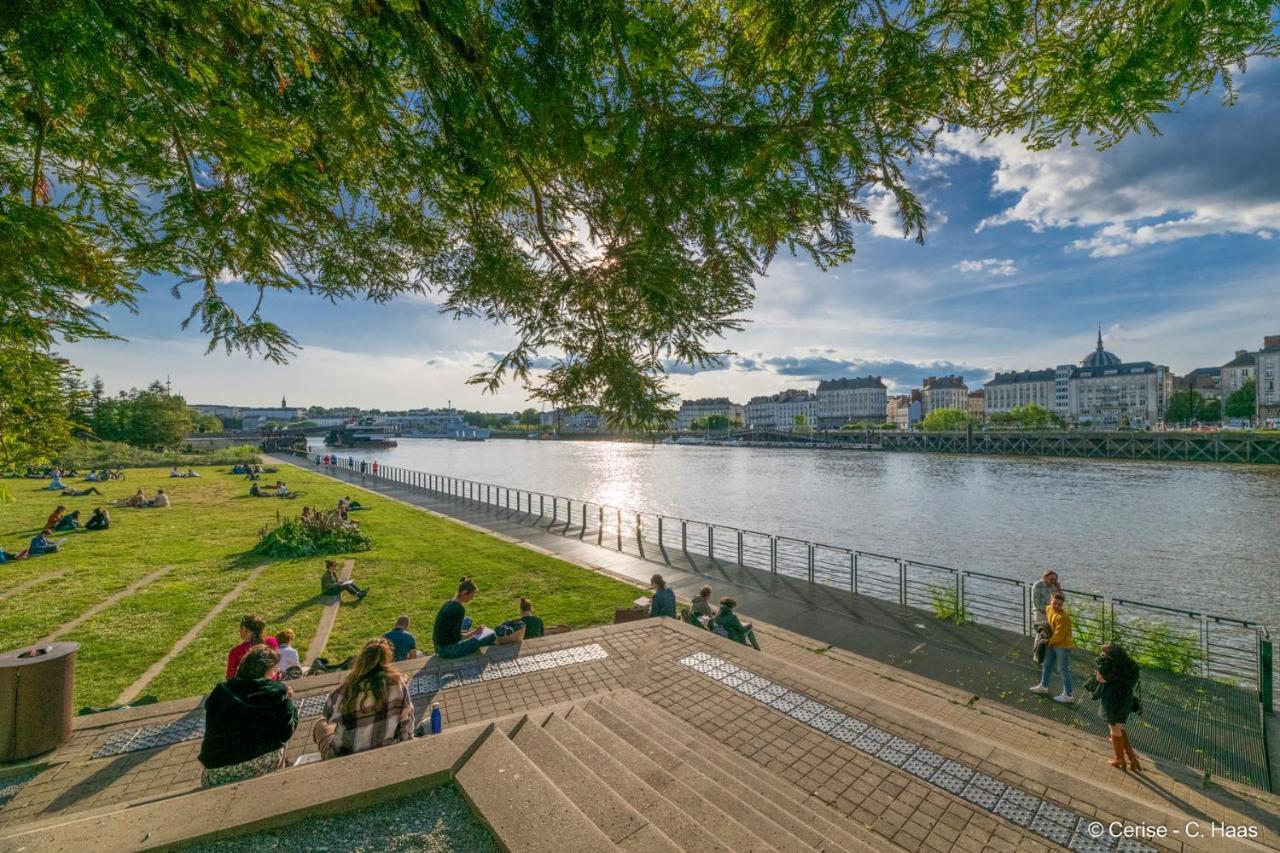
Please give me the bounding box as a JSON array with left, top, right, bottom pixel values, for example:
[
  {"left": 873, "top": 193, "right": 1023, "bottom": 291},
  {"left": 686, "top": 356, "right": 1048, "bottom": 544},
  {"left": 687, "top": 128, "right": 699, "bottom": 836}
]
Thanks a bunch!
[
  {"left": 560, "top": 705, "right": 780, "bottom": 853},
  {"left": 539, "top": 711, "right": 737, "bottom": 853},
  {"left": 508, "top": 715, "right": 680, "bottom": 852},
  {"left": 452, "top": 721, "right": 615, "bottom": 853},
  {"left": 576, "top": 698, "right": 825, "bottom": 853},
  {"left": 607, "top": 692, "right": 902, "bottom": 853}
]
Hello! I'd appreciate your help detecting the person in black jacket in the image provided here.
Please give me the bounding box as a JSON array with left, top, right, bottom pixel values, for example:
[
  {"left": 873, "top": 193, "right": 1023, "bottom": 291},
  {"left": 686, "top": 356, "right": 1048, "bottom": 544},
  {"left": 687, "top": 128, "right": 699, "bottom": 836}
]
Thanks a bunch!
[
  {"left": 198, "top": 645, "right": 298, "bottom": 788},
  {"left": 1089, "top": 643, "right": 1142, "bottom": 772}
]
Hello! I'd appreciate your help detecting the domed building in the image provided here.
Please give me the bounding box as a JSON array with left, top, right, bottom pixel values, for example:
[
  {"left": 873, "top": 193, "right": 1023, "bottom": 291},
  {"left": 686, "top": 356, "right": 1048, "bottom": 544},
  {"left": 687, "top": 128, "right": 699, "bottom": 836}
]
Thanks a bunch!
[{"left": 1079, "top": 327, "right": 1122, "bottom": 369}]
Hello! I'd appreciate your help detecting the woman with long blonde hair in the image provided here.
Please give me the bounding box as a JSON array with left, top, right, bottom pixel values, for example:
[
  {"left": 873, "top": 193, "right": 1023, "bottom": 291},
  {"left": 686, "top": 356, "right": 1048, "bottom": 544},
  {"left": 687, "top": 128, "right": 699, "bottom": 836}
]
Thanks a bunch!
[{"left": 313, "top": 638, "right": 415, "bottom": 758}]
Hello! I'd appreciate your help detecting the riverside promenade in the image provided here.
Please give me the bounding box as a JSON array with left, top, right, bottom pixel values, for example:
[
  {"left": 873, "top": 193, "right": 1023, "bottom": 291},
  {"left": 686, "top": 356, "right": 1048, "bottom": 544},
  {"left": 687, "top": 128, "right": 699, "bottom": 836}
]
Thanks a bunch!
[{"left": 284, "top": 456, "right": 1274, "bottom": 796}]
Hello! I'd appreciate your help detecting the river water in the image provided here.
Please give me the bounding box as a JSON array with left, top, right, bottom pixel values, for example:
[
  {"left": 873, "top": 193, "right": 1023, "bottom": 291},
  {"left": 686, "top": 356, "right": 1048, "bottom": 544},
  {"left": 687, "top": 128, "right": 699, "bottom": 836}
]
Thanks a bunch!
[{"left": 308, "top": 438, "right": 1280, "bottom": 624}]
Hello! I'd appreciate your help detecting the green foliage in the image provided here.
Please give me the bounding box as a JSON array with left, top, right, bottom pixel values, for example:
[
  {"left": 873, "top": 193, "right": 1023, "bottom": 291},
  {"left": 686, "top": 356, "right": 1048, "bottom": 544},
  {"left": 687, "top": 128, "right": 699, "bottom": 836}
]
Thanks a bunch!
[
  {"left": 54, "top": 440, "right": 259, "bottom": 469},
  {"left": 193, "top": 413, "right": 224, "bottom": 433},
  {"left": 255, "top": 515, "right": 373, "bottom": 558},
  {"left": 926, "top": 583, "right": 968, "bottom": 625},
  {"left": 4, "top": 2, "right": 1276, "bottom": 428},
  {"left": 919, "top": 408, "right": 970, "bottom": 432},
  {"left": 518, "top": 409, "right": 540, "bottom": 427},
  {"left": 1225, "top": 379, "right": 1256, "bottom": 419},
  {"left": 1070, "top": 602, "right": 1109, "bottom": 653},
  {"left": 0, "top": 348, "right": 85, "bottom": 473},
  {"left": 1113, "top": 618, "right": 1204, "bottom": 676},
  {"left": 690, "top": 414, "right": 732, "bottom": 431},
  {"left": 92, "top": 382, "right": 195, "bottom": 448},
  {"left": 1164, "top": 390, "right": 1217, "bottom": 424},
  {"left": 988, "top": 403, "right": 1065, "bottom": 430}
]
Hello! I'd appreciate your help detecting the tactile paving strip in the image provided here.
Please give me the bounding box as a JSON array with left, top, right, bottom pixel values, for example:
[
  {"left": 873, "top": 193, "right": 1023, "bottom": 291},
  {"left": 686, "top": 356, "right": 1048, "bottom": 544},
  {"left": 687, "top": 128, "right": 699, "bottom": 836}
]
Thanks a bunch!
[
  {"left": 91, "top": 643, "right": 609, "bottom": 759},
  {"left": 678, "top": 652, "right": 1154, "bottom": 853}
]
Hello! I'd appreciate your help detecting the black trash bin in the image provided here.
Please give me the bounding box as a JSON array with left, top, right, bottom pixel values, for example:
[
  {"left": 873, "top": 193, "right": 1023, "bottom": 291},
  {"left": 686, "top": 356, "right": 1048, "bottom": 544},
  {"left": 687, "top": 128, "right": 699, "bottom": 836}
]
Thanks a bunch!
[{"left": 0, "top": 642, "right": 78, "bottom": 761}]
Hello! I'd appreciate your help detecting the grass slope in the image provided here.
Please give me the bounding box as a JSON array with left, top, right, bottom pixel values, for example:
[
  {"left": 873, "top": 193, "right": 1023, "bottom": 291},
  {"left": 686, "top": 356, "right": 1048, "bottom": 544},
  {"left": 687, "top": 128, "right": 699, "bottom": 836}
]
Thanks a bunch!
[{"left": 0, "top": 465, "right": 639, "bottom": 707}]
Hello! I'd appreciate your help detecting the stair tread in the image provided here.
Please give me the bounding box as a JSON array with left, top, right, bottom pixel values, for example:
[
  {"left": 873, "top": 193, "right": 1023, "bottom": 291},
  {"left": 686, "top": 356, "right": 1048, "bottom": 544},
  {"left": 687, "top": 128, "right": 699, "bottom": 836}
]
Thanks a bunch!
[
  {"left": 578, "top": 699, "right": 820, "bottom": 853},
  {"left": 561, "top": 706, "right": 779, "bottom": 853},
  {"left": 541, "top": 712, "right": 734, "bottom": 853},
  {"left": 611, "top": 692, "right": 901, "bottom": 853},
  {"left": 509, "top": 715, "right": 679, "bottom": 852}
]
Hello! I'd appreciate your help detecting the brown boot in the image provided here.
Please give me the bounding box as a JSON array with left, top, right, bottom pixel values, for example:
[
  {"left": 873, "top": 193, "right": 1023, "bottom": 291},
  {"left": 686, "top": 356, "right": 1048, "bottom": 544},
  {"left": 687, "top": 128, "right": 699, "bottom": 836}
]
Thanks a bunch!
[
  {"left": 1121, "top": 732, "right": 1142, "bottom": 772},
  {"left": 1109, "top": 733, "right": 1126, "bottom": 769}
]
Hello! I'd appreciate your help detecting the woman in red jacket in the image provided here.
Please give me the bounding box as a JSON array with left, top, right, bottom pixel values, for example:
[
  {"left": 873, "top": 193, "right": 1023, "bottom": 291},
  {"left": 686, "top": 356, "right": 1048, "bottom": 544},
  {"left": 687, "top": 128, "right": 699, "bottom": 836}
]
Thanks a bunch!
[{"left": 225, "top": 613, "right": 279, "bottom": 681}]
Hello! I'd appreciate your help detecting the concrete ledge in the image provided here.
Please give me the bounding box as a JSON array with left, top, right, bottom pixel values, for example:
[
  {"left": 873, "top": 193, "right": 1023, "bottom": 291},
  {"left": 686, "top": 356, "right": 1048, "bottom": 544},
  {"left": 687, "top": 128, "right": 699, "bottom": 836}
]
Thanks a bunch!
[
  {"left": 0, "top": 722, "right": 494, "bottom": 852},
  {"left": 454, "top": 723, "right": 615, "bottom": 853}
]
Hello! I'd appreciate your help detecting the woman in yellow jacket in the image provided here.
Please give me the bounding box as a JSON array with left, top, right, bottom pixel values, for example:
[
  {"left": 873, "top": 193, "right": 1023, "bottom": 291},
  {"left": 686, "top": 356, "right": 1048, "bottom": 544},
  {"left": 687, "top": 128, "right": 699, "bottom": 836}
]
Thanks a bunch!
[{"left": 1029, "top": 592, "right": 1074, "bottom": 703}]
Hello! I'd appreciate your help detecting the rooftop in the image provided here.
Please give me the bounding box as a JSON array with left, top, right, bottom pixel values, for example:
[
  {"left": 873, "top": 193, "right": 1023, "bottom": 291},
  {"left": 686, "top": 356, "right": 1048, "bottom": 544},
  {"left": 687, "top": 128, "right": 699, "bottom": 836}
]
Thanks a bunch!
[
  {"left": 984, "top": 368, "right": 1055, "bottom": 386},
  {"left": 816, "top": 376, "right": 886, "bottom": 391}
]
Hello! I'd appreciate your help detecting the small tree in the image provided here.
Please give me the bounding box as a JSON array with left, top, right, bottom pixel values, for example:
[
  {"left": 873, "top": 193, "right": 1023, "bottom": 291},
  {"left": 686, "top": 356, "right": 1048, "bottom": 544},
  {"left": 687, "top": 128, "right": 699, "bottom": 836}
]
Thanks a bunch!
[
  {"left": 919, "top": 408, "right": 970, "bottom": 432},
  {"left": 1225, "top": 379, "right": 1256, "bottom": 420},
  {"left": 1165, "top": 390, "right": 1213, "bottom": 425}
]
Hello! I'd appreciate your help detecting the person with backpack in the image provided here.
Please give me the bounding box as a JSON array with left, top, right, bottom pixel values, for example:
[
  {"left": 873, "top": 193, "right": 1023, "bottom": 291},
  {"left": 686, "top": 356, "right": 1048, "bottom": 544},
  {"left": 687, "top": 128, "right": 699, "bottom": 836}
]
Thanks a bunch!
[{"left": 1087, "top": 643, "right": 1143, "bottom": 771}]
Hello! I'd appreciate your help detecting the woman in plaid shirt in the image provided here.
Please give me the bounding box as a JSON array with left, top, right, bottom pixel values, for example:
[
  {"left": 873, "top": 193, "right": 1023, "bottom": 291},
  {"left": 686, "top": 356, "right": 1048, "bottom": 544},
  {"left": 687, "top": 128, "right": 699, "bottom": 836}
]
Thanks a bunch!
[{"left": 312, "top": 639, "right": 416, "bottom": 758}]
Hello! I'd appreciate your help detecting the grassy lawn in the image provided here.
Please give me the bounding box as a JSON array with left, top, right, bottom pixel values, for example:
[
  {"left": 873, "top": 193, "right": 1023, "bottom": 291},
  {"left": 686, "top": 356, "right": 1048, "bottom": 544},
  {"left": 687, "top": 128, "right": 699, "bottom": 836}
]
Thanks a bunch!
[{"left": 0, "top": 464, "right": 640, "bottom": 708}]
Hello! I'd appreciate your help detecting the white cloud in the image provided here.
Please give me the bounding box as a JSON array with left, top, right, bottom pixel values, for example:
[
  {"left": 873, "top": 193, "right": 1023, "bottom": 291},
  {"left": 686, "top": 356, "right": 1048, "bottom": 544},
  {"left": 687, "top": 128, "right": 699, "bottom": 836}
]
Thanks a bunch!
[
  {"left": 938, "top": 82, "right": 1280, "bottom": 257},
  {"left": 954, "top": 258, "right": 1017, "bottom": 276}
]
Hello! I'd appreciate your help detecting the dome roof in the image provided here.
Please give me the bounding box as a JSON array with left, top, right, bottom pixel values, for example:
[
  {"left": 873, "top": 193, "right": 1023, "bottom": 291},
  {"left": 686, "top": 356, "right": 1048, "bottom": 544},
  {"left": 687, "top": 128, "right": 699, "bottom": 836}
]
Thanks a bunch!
[{"left": 1080, "top": 327, "right": 1121, "bottom": 368}]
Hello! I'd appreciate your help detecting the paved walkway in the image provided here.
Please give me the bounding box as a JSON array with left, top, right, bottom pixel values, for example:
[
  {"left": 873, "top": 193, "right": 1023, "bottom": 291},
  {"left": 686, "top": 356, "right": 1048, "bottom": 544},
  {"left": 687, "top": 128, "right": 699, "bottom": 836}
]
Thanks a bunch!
[
  {"left": 285, "top": 458, "right": 1271, "bottom": 794},
  {"left": 303, "top": 558, "right": 354, "bottom": 667},
  {"left": 113, "top": 564, "right": 271, "bottom": 705}
]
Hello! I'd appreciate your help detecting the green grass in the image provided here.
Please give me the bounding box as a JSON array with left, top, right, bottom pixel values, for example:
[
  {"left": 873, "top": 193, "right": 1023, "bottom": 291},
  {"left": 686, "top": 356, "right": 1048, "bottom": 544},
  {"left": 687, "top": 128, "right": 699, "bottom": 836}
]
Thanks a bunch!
[{"left": 0, "top": 463, "right": 641, "bottom": 708}]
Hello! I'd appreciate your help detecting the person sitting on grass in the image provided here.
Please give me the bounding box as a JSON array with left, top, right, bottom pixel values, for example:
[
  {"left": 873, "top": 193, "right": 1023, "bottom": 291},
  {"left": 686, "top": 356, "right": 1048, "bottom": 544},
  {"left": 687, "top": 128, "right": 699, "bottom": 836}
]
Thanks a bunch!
[
  {"left": 53, "top": 509, "right": 81, "bottom": 532},
  {"left": 715, "top": 597, "right": 761, "bottom": 650},
  {"left": 170, "top": 467, "right": 181, "bottom": 477},
  {"left": 185, "top": 468, "right": 200, "bottom": 478},
  {"left": 383, "top": 615, "right": 419, "bottom": 661},
  {"left": 432, "top": 577, "right": 494, "bottom": 658},
  {"left": 44, "top": 505, "right": 67, "bottom": 531},
  {"left": 275, "top": 481, "right": 289, "bottom": 497},
  {"left": 150, "top": 488, "right": 171, "bottom": 508},
  {"left": 649, "top": 574, "right": 676, "bottom": 619},
  {"left": 345, "top": 496, "right": 364, "bottom": 510},
  {"left": 61, "top": 485, "right": 103, "bottom": 497},
  {"left": 321, "top": 559, "right": 368, "bottom": 600},
  {"left": 313, "top": 638, "right": 415, "bottom": 759},
  {"left": 249, "top": 482, "right": 265, "bottom": 497},
  {"left": 28, "top": 529, "right": 59, "bottom": 557},
  {"left": 198, "top": 644, "right": 298, "bottom": 788},
  {"left": 0, "top": 546, "right": 29, "bottom": 563},
  {"left": 85, "top": 507, "right": 110, "bottom": 531},
  {"left": 47, "top": 474, "right": 65, "bottom": 491},
  {"left": 116, "top": 488, "right": 148, "bottom": 508},
  {"left": 275, "top": 628, "right": 303, "bottom": 679},
  {"left": 226, "top": 614, "right": 280, "bottom": 681}
]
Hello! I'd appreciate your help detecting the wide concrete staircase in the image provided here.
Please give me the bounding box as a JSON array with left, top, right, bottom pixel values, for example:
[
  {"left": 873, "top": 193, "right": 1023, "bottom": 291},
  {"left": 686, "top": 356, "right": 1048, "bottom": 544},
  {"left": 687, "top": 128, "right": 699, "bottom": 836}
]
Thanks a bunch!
[{"left": 485, "top": 690, "right": 897, "bottom": 852}]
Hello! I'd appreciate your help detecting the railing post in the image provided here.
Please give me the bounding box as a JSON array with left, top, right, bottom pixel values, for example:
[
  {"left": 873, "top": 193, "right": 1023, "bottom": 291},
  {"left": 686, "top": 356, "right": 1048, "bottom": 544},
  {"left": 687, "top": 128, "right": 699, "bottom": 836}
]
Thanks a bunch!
[
  {"left": 552, "top": 497, "right": 558, "bottom": 524},
  {"left": 807, "top": 543, "right": 815, "bottom": 583},
  {"left": 898, "top": 559, "right": 907, "bottom": 605},
  {"left": 737, "top": 529, "right": 744, "bottom": 566},
  {"left": 581, "top": 503, "right": 587, "bottom": 539},
  {"left": 1261, "top": 632, "right": 1274, "bottom": 716},
  {"left": 657, "top": 516, "right": 664, "bottom": 545},
  {"left": 598, "top": 506, "right": 604, "bottom": 544},
  {"left": 708, "top": 526, "right": 715, "bottom": 560},
  {"left": 616, "top": 509, "right": 622, "bottom": 550},
  {"left": 681, "top": 520, "right": 687, "bottom": 552},
  {"left": 539, "top": 494, "right": 544, "bottom": 518},
  {"left": 636, "top": 512, "right": 644, "bottom": 557},
  {"left": 956, "top": 572, "right": 964, "bottom": 621},
  {"left": 770, "top": 537, "right": 777, "bottom": 574},
  {"left": 851, "top": 551, "right": 858, "bottom": 594}
]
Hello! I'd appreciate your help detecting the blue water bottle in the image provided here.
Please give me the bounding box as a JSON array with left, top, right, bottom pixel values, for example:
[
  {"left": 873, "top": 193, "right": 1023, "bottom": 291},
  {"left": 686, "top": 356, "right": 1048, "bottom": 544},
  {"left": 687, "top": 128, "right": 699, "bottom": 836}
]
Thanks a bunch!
[{"left": 430, "top": 702, "right": 442, "bottom": 735}]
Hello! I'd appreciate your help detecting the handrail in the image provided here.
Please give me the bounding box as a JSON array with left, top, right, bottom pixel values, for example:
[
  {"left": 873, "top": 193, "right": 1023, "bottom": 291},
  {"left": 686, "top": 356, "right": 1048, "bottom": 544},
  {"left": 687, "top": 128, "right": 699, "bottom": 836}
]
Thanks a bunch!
[{"left": 301, "top": 450, "right": 1272, "bottom": 691}]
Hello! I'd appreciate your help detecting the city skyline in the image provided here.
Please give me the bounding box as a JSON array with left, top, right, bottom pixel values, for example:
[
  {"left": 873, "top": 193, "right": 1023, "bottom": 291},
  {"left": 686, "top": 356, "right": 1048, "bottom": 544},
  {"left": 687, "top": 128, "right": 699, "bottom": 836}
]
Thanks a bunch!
[{"left": 65, "top": 61, "right": 1280, "bottom": 409}]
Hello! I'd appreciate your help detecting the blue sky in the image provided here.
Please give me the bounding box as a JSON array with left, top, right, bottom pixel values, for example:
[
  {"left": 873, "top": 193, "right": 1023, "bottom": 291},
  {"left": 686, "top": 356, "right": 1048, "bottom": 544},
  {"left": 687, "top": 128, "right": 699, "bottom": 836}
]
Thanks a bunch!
[{"left": 67, "top": 62, "right": 1280, "bottom": 410}]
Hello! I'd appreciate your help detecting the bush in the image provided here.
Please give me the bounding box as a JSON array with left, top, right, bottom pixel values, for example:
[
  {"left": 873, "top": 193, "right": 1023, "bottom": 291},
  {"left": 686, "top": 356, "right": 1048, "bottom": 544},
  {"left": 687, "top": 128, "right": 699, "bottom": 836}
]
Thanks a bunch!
[
  {"left": 927, "top": 583, "right": 969, "bottom": 624},
  {"left": 255, "top": 514, "right": 373, "bottom": 558},
  {"left": 54, "top": 440, "right": 260, "bottom": 470}
]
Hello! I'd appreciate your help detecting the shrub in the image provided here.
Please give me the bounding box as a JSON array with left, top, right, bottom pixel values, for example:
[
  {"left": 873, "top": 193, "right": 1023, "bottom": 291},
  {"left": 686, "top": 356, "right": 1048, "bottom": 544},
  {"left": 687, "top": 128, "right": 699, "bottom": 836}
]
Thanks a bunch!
[
  {"left": 927, "top": 583, "right": 969, "bottom": 624},
  {"left": 54, "top": 439, "right": 260, "bottom": 470},
  {"left": 255, "top": 514, "right": 373, "bottom": 558},
  {"left": 1112, "top": 617, "right": 1203, "bottom": 676}
]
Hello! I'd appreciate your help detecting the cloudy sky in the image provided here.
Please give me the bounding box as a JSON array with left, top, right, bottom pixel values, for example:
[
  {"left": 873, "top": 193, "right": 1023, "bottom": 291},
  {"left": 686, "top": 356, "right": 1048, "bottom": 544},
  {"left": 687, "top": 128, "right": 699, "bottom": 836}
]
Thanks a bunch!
[{"left": 67, "top": 62, "right": 1280, "bottom": 410}]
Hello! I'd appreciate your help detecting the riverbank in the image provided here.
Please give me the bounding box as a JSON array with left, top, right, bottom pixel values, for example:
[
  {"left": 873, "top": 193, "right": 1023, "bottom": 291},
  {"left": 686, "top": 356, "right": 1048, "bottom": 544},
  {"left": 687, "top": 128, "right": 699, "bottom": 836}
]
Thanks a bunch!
[{"left": 0, "top": 466, "right": 640, "bottom": 708}]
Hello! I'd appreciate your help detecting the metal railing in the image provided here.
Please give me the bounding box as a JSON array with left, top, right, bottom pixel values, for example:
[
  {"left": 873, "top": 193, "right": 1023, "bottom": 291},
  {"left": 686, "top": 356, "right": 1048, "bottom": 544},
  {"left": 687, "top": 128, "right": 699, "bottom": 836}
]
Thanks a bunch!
[{"left": 305, "top": 453, "right": 1273, "bottom": 702}]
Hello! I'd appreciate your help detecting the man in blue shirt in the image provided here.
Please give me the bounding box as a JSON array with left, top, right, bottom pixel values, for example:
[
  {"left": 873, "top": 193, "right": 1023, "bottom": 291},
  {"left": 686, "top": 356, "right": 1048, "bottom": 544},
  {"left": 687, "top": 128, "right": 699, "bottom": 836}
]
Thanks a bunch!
[
  {"left": 649, "top": 574, "right": 676, "bottom": 618},
  {"left": 383, "top": 615, "right": 418, "bottom": 661}
]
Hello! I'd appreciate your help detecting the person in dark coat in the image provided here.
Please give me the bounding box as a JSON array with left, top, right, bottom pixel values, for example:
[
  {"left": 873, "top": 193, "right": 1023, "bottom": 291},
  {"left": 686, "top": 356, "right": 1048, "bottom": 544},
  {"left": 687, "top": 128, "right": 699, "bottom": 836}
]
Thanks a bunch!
[
  {"left": 715, "top": 597, "right": 761, "bottom": 650},
  {"left": 199, "top": 645, "right": 298, "bottom": 788},
  {"left": 1089, "top": 643, "right": 1142, "bottom": 771}
]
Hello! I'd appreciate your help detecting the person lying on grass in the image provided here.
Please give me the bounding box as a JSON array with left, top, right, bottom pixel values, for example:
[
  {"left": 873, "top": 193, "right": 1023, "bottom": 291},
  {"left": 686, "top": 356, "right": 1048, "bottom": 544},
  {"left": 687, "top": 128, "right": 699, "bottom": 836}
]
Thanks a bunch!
[
  {"left": 53, "top": 509, "right": 81, "bottom": 532},
  {"left": 0, "top": 546, "right": 29, "bottom": 562},
  {"left": 112, "top": 489, "right": 149, "bottom": 508},
  {"left": 61, "top": 486, "right": 102, "bottom": 497}
]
